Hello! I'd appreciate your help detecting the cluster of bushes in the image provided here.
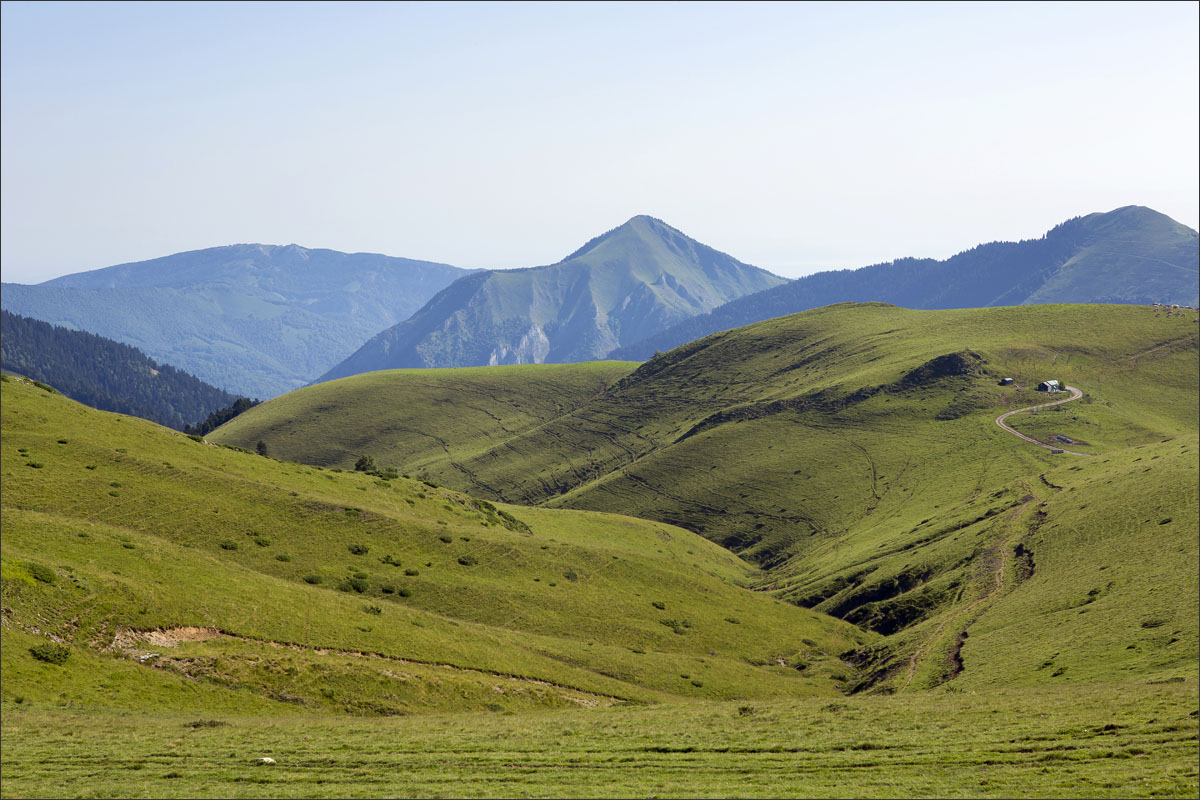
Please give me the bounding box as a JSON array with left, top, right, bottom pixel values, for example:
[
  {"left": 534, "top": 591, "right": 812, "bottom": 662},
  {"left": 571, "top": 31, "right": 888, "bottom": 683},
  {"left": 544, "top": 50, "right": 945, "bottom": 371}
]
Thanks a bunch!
[
  {"left": 300, "top": 569, "right": 416, "bottom": 598},
  {"left": 338, "top": 573, "right": 370, "bottom": 593},
  {"left": 354, "top": 454, "right": 400, "bottom": 480},
  {"left": 25, "top": 562, "right": 56, "bottom": 584},
  {"left": 29, "top": 643, "right": 70, "bottom": 665},
  {"left": 659, "top": 618, "right": 693, "bottom": 635}
]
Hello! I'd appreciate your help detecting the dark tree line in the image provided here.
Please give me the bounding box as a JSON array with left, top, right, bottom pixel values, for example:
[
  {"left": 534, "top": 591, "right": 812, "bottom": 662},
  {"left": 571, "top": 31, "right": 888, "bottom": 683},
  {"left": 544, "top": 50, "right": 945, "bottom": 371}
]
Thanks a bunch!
[
  {"left": 1, "top": 310, "right": 257, "bottom": 431},
  {"left": 185, "top": 397, "right": 261, "bottom": 437}
]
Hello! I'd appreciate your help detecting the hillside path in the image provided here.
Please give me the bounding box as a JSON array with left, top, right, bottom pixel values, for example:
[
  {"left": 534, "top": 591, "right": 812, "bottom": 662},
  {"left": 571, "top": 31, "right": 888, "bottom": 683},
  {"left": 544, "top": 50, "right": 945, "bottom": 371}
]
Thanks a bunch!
[
  {"left": 900, "top": 482, "right": 1039, "bottom": 692},
  {"left": 994, "top": 385, "right": 1090, "bottom": 456}
]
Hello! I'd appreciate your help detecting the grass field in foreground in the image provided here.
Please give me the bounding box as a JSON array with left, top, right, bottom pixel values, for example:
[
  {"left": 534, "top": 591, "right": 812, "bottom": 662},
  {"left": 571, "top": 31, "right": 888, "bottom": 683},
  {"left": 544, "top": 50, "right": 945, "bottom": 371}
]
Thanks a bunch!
[{"left": 2, "top": 682, "right": 1196, "bottom": 799}]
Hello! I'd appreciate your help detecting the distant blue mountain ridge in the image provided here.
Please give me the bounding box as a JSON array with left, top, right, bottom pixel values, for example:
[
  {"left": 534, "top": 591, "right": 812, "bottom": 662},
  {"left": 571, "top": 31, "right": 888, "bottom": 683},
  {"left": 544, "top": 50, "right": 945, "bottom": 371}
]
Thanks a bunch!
[
  {"left": 610, "top": 206, "right": 1199, "bottom": 361},
  {"left": 3, "top": 206, "right": 1194, "bottom": 397},
  {"left": 1, "top": 244, "right": 473, "bottom": 398}
]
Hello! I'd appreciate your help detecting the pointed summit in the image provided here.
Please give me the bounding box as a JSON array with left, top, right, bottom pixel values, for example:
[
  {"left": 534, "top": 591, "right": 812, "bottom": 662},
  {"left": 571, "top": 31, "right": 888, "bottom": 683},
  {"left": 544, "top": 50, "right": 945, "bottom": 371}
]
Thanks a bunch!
[
  {"left": 561, "top": 215, "right": 684, "bottom": 261},
  {"left": 318, "top": 219, "right": 786, "bottom": 381},
  {"left": 559, "top": 216, "right": 765, "bottom": 286},
  {"left": 611, "top": 205, "right": 1199, "bottom": 361}
]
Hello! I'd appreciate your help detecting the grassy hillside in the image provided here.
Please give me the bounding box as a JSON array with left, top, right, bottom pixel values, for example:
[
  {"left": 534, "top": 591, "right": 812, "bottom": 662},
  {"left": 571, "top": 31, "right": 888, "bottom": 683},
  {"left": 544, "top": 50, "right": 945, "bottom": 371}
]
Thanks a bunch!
[
  {"left": 4, "top": 305, "right": 1197, "bottom": 798},
  {"left": 211, "top": 361, "right": 636, "bottom": 472},
  {"left": 216, "top": 303, "right": 1198, "bottom": 693},
  {"left": 0, "top": 376, "right": 870, "bottom": 718}
]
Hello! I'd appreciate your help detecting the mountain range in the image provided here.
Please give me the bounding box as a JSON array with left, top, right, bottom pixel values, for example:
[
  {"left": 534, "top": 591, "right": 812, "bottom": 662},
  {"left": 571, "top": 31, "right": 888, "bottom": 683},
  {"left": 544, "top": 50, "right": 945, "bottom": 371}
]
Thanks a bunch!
[
  {"left": 612, "top": 206, "right": 1199, "bottom": 360},
  {"left": 2, "top": 207, "right": 1195, "bottom": 400},
  {"left": 316, "top": 216, "right": 787, "bottom": 382},
  {"left": 0, "top": 245, "right": 472, "bottom": 398}
]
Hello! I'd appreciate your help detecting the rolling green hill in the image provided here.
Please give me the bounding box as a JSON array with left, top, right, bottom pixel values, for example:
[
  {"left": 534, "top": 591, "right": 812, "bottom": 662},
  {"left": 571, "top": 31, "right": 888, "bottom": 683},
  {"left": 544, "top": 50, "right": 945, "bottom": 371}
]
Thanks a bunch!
[
  {"left": 215, "top": 302, "right": 1199, "bottom": 692},
  {"left": 316, "top": 216, "right": 787, "bottom": 381},
  {"left": 1, "top": 375, "right": 870, "bottom": 717},
  {"left": 613, "top": 206, "right": 1199, "bottom": 361},
  {"left": 1, "top": 244, "right": 472, "bottom": 398},
  {"left": 210, "top": 361, "right": 636, "bottom": 472}
]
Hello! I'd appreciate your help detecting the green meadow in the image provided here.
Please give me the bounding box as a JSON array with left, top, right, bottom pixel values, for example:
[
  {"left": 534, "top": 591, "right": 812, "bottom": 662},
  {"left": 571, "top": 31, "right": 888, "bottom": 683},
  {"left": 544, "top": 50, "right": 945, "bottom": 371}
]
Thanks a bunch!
[
  {"left": 3, "top": 683, "right": 1196, "bottom": 799},
  {"left": 4, "top": 303, "right": 1198, "bottom": 798}
]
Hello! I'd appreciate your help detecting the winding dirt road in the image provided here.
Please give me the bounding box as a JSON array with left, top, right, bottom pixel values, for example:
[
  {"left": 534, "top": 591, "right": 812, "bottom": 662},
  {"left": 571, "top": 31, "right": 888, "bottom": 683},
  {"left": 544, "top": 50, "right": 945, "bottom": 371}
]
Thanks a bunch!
[{"left": 995, "top": 385, "right": 1091, "bottom": 456}]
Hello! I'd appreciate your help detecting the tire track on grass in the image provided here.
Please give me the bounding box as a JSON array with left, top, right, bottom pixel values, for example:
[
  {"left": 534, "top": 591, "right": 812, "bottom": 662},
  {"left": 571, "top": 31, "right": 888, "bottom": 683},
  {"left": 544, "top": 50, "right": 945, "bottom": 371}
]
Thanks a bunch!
[{"left": 994, "top": 385, "right": 1091, "bottom": 456}]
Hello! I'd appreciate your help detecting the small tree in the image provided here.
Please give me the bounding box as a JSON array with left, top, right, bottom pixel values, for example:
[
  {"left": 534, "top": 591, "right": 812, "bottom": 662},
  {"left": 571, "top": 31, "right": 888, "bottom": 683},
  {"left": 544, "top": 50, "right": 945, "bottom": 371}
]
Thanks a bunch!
[
  {"left": 256, "top": 440, "right": 269, "bottom": 457},
  {"left": 354, "top": 454, "right": 376, "bottom": 472}
]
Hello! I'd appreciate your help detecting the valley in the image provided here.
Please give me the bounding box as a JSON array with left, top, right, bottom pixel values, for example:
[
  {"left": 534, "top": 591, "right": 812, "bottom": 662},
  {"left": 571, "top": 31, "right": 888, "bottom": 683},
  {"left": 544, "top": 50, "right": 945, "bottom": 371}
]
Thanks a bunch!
[
  {"left": 4, "top": 301, "right": 1195, "bottom": 797},
  {"left": 214, "top": 303, "right": 1198, "bottom": 694},
  {"left": 4, "top": 2, "right": 1197, "bottom": 795}
]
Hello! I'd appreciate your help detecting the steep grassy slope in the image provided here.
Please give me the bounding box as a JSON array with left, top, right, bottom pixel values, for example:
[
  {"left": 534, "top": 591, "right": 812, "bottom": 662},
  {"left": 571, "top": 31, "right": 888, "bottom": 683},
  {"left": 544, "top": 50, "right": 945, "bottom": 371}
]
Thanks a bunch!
[
  {"left": 1, "top": 244, "right": 471, "bottom": 397},
  {"left": 317, "top": 216, "right": 786, "bottom": 380},
  {"left": 0, "top": 377, "right": 870, "bottom": 717},
  {"left": 219, "top": 303, "right": 1199, "bottom": 692},
  {"left": 614, "top": 206, "right": 1199, "bottom": 361},
  {"left": 212, "top": 362, "right": 636, "bottom": 471}
]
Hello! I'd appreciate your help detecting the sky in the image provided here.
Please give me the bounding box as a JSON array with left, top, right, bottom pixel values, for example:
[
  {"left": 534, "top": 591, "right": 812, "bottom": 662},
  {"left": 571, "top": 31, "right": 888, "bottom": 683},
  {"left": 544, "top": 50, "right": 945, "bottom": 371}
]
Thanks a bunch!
[{"left": 2, "top": 0, "right": 1197, "bottom": 284}]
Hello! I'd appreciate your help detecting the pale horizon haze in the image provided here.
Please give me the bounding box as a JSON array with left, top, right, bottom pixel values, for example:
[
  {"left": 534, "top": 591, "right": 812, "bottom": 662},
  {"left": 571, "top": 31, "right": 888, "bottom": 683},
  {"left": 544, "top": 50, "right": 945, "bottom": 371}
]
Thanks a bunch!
[{"left": 2, "top": 0, "right": 1197, "bottom": 285}]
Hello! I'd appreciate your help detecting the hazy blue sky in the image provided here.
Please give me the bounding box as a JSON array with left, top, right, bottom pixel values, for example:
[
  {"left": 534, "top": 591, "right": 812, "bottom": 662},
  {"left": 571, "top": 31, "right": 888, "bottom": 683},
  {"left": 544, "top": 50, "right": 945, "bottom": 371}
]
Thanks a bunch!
[{"left": 2, "top": 1, "right": 1197, "bottom": 283}]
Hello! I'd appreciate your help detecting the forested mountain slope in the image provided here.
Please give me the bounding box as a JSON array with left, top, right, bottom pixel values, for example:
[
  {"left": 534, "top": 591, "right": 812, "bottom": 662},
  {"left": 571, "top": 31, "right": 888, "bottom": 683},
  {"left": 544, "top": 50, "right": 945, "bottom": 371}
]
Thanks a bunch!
[
  {"left": 1, "top": 310, "right": 248, "bottom": 431},
  {"left": 1, "top": 244, "right": 471, "bottom": 397}
]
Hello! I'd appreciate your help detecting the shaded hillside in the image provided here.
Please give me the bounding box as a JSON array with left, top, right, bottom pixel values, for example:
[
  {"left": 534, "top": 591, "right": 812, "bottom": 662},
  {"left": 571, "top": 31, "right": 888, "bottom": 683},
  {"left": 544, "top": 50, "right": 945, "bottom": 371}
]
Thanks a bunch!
[
  {"left": 220, "top": 303, "right": 1198, "bottom": 692},
  {"left": 614, "top": 206, "right": 1199, "bottom": 361},
  {"left": 1, "top": 310, "right": 248, "bottom": 431},
  {"left": 317, "top": 216, "right": 786, "bottom": 381},
  {"left": 1, "top": 244, "right": 471, "bottom": 398}
]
